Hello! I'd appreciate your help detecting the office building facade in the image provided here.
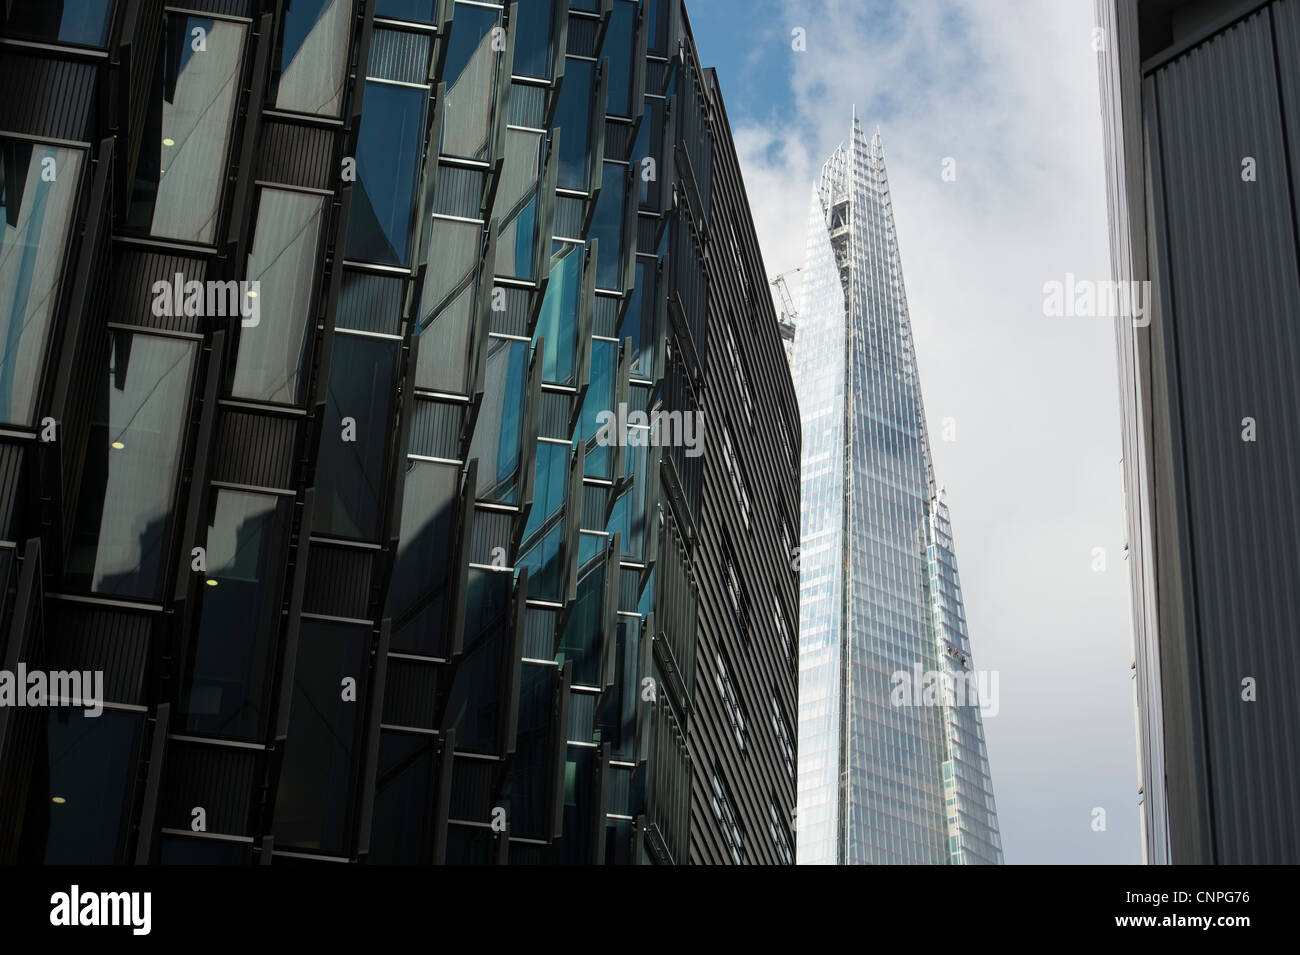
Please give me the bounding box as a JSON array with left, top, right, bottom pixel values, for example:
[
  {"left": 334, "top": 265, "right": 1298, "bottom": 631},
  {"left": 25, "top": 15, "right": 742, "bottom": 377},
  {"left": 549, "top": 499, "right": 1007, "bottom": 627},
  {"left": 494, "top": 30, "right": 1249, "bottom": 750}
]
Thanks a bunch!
[
  {"left": 0, "top": 0, "right": 798, "bottom": 865},
  {"left": 1098, "top": 0, "right": 1300, "bottom": 864},
  {"left": 792, "top": 116, "right": 1002, "bottom": 865}
]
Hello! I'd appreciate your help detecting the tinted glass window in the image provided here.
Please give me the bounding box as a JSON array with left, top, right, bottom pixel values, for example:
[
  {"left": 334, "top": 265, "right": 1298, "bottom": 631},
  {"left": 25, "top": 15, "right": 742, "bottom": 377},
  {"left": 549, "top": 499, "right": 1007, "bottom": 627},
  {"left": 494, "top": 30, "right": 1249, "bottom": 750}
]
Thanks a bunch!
[
  {"left": 553, "top": 60, "right": 593, "bottom": 190},
  {"left": 442, "top": 568, "right": 511, "bottom": 753},
  {"left": 578, "top": 337, "right": 615, "bottom": 478},
  {"left": 493, "top": 128, "right": 542, "bottom": 279},
  {"left": 273, "top": 618, "right": 369, "bottom": 855},
  {"left": 590, "top": 163, "right": 626, "bottom": 290},
  {"left": 346, "top": 82, "right": 425, "bottom": 266},
  {"left": 374, "top": 0, "right": 436, "bottom": 22},
  {"left": 126, "top": 14, "right": 247, "bottom": 244},
  {"left": 517, "top": 441, "right": 566, "bottom": 599},
  {"left": 534, "top": 243, "right": 580, "bottom": 384},
  {"left": 4, "top": 0, "right": 114, "bottom": 47},
  {"left": 387, "top": 460, "right": 460, "bottom": 656},
  {"left": 500, "top": 663, "right": 556, "bottom": 837},
  {"left": 602, "top": 1, "right": 636, "bottom": 116},
  {"left": 368, "top": 730, "right": 437, "bottom": 863},
  {"left": 512, "top": 0, "right": 553, "bottom": 80},
  {"left": 233, "top": 189, "right": 325, "bottom": 404},
  {"left": 180, "top": 490, "right": 291, "bottom": 741},
  {"left": 273, "top": 0, "right": 352, "bottom": 116},
  {"left": 0, "top": 140, "right": 85, "bottom": 425},
  {"left": 467, "top": 337, "right": 527, "bottom": 502},
  {"left": 27, "top": 709, "right": 144, "bottom": 864},
  {"left": 66, "top": 333, "right": 197, "bottom": 600},
  {"left": 440, "top": 2, "right": 500, "bottom": 161},
  {"left": 415, "top": 217, "right": 477, "bottom": 393},
  {"left": 313, "top": 333, "right": 399, "bottom": 540}
]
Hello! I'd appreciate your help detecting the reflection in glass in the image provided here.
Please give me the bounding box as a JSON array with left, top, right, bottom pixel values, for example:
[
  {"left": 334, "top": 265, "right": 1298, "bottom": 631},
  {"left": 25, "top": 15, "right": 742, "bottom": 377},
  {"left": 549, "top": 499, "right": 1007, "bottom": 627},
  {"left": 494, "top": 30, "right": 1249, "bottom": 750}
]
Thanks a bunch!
[
  {"left": 414, "top": 217, "right": 477, "bottom": 393},
  {"left": 467, "top": 337, "right": 527, "bottom": 503},
  {"left": 513, "top": 0, "right": 554, "bottom": 79},
  {"left": 180, "top": 490, "right": 291, "bottom": 741},
  {"left": 4, "top": 0, "right": 114, "bottom": 47},
  {"left": 559, "top": 544, "right": 606, "bottom": 685},
  {"left": 516, "top": 441, "right": 566, "bottom": 599},
  {"left": 273, "top": 0, "right": 352, "bottom": 116},
  {"left": 273, "top": 619, "right": 369, "bottom": 855},
  {"left": 500, "top": 664, "right": 556, "bottom": 837},
  {"left": 440, "top": 3, "right": 500, "bottom": 161},
  {"left": 0, "top": 141, "right": 84, "bottom": 425},
  {"left": 26, "top": 709, "right": 143, "bottom": 864},
  {"left": 442, "top": 568, "right": 511, "bottom": 753},
  {"left": 374, "top": 0, "right": 436, "bottom": 22},
  {"left": 533, "top": 243, "right": 580, "bottom": 385},
  {"left": 493, "top": 128, "right": 543, "bottom": 280},
  {"left": 126, "top": 15, "right": 246, "bottom": 244},
  {"left": 369, "top": 731, "right": 437, "bottom": 862},
  {"left": 590, "top": 163, "right": 626, "bottom": 290},
  {"left": 387, "top": 460, "right": 459, "bottom": 655},
  {"left": 618, "top": 259, "right": 655, "bottom": 378},
  {"left": 602, "top": 1, "right": 636, "bottom": 116},
  {"left": 553, "top": 60, "right": 593, "bottom": 190},
  {"left": 66, "top": 333, "right": 197, "bottom": 599},
  {"left": 345, "top": 82, "right": 424, "bottom": 266},
  {"left": 233, "top": 189, "right": 324, "bottom": 404},
  {"left": 577, "top": 338, "right": 614, "bottom": 478},
  {"left": 313, "top": 334, "right": 398, "bottom": 540}
]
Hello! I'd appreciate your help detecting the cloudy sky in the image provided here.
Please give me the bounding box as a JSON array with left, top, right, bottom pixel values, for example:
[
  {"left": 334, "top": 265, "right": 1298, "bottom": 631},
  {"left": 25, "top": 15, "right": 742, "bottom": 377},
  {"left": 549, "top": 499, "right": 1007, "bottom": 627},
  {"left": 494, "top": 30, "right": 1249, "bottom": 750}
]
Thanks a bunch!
[{"left": 689, "top": 0, "right": 1141, "bottom": 863}]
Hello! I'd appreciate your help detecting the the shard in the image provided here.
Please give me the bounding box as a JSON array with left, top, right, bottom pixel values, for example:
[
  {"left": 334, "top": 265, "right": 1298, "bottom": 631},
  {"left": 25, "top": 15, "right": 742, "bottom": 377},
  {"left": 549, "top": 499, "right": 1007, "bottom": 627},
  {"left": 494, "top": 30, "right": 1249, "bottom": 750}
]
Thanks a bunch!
[{"left": 792, "top": 114, "right": 1003, "bottom": 864}]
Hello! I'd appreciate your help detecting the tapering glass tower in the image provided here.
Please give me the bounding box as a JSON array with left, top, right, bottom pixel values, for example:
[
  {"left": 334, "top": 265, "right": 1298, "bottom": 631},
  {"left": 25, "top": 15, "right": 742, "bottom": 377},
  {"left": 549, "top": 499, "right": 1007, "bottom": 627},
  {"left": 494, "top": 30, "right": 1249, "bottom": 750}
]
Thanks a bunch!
[{"left": 792, "top": 115, "right": 1003, "bottom": 865}]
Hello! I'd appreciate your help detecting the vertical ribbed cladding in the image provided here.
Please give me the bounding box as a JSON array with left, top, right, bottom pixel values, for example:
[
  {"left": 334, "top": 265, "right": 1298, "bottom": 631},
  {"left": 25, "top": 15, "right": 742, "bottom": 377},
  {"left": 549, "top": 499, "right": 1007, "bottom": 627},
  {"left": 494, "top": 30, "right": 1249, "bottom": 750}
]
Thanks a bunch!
[
  {"left": 0, "top": 55, "right": 98, "bottom": 141},
  {"left": 685, "top": 48, "right": 800, "bottom": 863},
  {"left": 1144, "top": 2, "right": 1300, "bottom": 863}
]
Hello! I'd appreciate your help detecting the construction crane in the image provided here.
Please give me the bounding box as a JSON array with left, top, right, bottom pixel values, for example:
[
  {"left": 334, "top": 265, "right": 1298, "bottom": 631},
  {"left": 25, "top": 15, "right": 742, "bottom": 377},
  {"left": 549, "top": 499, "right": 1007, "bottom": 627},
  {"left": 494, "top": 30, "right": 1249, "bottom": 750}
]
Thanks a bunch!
[{"left": 770, "top": 268, "right": 801, "bottom": 364}]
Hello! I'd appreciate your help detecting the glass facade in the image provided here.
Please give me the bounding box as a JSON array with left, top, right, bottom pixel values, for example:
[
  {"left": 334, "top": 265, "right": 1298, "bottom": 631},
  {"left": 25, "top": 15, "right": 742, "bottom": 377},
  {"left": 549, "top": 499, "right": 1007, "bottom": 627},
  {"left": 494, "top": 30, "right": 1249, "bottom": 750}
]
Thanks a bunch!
[{"left": 792, "top": 117, "right": 1002, "bottom": 864}]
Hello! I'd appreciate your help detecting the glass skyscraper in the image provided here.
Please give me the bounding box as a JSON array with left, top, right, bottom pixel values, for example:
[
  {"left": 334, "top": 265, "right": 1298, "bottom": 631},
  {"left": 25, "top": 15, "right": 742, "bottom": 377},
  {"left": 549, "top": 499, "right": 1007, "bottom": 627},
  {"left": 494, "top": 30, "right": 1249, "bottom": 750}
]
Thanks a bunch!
[{"left": 792, "top": 114, "right": 1003, "bottom": 865}]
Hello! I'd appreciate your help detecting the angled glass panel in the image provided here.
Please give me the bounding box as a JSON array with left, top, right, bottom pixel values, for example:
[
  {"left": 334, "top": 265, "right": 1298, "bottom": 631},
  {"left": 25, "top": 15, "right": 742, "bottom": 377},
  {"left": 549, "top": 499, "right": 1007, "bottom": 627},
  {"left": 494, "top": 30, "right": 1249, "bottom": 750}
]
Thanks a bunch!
[
  {"left": 443, "top": 567, "right": 512, "bottom": 754},
  {"left": 273, "top": 618, "right": 369, "bottom": 856},
  {"left": 500, "top": 663, "right": 557, "bottom": 838},
  {"left": 66, "top": 332, "right": 197, "bottom": 600},
  {"left": 345, "top": 82, "right": 425, "bottom": 266},
  {"left": 180, "top": 489, "right": 292, "bottom": 742},
  {"left": 387, "top": 459, "right": 460, "bottom": 656},
  {"left": 601, "top": 1, "right": 636, "bottom": 117},
  {"left": 375, "top": 0, "right": 436, "bottom": 22},
  {"left": 28, "top": 709, "right": 144, "bottom": 864},
  {"left": 126, "top": 14, "right": 247, "bottom": 244},
  {"left": 415, "top": 217, "right": 478, "bottom": 393},
  {"left": 273, "top": 0, "right": 352, "bottom": 116},
  {"left": 4, "top": 0, "right": 113, "bottom": 47},
  {"left": 512, "top": 0, "right": 554, "bottom": 80},
  {"left": 516, "top": 440, "right": 566, "bottom": 600},
  {"left": 576, "top": 337, "right": 614, "bottom": 478},
  {"left": 369, "top": 730, "right": 438, "bottom": 863},
  {"left": 590, "top": 162, "right": 626, "bottom": 290},
  {"left": 557, "top": 540, "right": 605, "bottom": 685},
  {"left": 618, "top": 258, "right": 655, "bottom": 378},
  {"left": 533, "top": 242, "right": 580, "bottom": 385},
  {"left": 493, "top": 128, "right": 542, "bottom": 280},
  {"left": 440, "top": 2, "right": 501, "bottom": 161},
  {"left": 0, "top": 140, "right": 84, "bottom": 426},
  {"left": 631, "top": 99, "right": 663, "bottom": 211},
  {"left": 468, "top": 336, "right": 527, "bottom": 503},
  {"left": 605, "top": 441, "right": 647, "bottom": 559},
  {"left": 553, "top": 60, "right": 593, "bottom": 190},
  {"left": 313, "top": 333, "right": 399, "bottom": 540},
  {"left": 233, "top": 188, "right": 325, "bottom": 405}
]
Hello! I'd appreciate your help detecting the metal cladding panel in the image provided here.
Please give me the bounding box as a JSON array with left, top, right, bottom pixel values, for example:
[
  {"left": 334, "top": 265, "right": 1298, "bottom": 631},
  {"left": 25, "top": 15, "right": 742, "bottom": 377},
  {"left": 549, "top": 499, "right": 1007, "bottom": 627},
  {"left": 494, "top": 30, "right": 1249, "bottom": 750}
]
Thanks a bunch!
[
  {"left": 302, "top": 545, "right": 374, "bottom": 620},
  {"left": 368, "top": 28, "right": 431, "bottom": 84},
  {"left": 111, "top": 249, "right": 209, "bottom": 334},
  {"left": 258, "top": 120, "right": 338, "bottom": 191},
  {"left": 43, "top": 602, "right": 154, "bottom": 707},
  {"left": 0, "top": 54, "right": 97, "bottom": 141},
  {"left": 1148, "top": 2, "right": 1300, "bottom": 863},
  {"left": 160, "top": 743, "right": 258, "bottom": 837},
  {"left": 211, "top": 410, "right": 298, "bottom": 490}
]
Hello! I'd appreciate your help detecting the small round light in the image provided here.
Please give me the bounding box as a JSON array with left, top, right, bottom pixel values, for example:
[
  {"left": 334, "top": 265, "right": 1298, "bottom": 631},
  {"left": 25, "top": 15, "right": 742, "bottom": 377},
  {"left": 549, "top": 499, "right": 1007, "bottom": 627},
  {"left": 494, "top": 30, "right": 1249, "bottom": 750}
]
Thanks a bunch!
[
  {"left": 205, "top": 579, "right": 219, "bottom": 587},
  {"left": 111, "top": 441, "right": 125, "bottom": 450},
  {"left": 162, "top": 138, "right": 175, "bottom": 147},
  {"left": 246, "top": 288, "right": 258, "bottom": 298},
  {"left": 51, "top": 797, "right": 66, "bottom": 805}
]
